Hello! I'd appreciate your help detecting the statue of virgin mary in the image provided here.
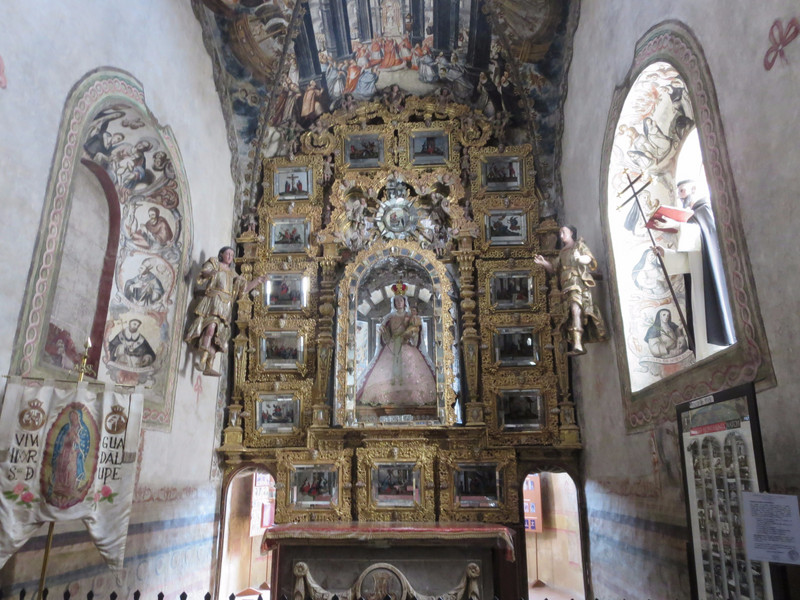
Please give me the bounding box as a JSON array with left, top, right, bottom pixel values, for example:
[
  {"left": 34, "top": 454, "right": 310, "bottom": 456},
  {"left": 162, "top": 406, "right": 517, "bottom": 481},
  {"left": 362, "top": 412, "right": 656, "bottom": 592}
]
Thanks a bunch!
[{"left": 356, "top": 291, "right": 436, "bottom": 407}]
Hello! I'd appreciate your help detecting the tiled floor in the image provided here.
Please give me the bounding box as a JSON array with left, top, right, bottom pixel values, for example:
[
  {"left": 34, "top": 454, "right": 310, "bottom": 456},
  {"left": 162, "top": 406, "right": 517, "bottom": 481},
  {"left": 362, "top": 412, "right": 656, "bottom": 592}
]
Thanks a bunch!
[{"left": 529, "top": 583, "right": 584, "bottom": 600}]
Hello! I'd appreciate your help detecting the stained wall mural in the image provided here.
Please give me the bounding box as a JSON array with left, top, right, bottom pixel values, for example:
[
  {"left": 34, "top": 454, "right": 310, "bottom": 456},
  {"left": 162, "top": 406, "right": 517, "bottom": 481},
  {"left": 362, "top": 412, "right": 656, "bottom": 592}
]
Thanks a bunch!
[
  {"left": 14, "top": 69, "right": 193, "bottom": 431},
  {"left": 197, "top": 0, "right": 575, "bottom": 212}
]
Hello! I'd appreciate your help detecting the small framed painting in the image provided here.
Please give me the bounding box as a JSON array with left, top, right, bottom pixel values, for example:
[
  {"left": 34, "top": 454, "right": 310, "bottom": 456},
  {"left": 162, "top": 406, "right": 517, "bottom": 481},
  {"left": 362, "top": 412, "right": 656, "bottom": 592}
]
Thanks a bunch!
[
  {"left": 273, "top": 166, "right": 312, "bottom": 201},
  {"left": 409, "top": 130, "right": 449, "bottom": 166},
  {"left": 497, "top": 389, "right": 543, "bottom": 430},
  {"left": 481, "top": 155, "right": 523, "bottom": 192},
  {"left": 490, "top": 270, "right": 533, "bottom": 310},
  {"left": 485, "top": 210, "right": 527, "bottom": 246},
  {"left": 264, "top": 273, "right": 308, "bottom": 311},
  {"left": 255, "top": 393, "right": 299, "bottom": 433},
  {"left": 493, "top": 326, "right": 540, "bottom": 366},
  {"left": 269, "top": 218, "right": 309, "bottom": 254},
  {"left": 260, "top": 330, "right": 304, "bottom": 370},
  {"left": 454, "top": 463, "right": 503, "bottom": 508},
  {"left": 371, "top": 462, "right": 421, "bottom": 507},
  {"left": 344, "top": 133, "right": 385, "bottom": 169},
  {"left": 290, "top": 464, "right": 339, "bottom": 508}
]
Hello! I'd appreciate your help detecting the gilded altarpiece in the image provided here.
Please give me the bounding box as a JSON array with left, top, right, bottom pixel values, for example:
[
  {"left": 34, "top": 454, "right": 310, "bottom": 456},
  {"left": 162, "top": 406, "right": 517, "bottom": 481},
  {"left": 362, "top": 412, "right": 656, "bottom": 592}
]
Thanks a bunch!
[{"left": 223, "top": 99, "right": 580, "bottom": 538}]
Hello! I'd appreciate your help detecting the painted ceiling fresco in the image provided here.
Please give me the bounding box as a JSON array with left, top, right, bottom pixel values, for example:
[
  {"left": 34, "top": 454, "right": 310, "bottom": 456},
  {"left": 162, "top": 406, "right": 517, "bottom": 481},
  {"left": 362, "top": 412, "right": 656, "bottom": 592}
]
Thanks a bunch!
[{"left": 196, "top": 0, "right": 576, "bottom": 214}]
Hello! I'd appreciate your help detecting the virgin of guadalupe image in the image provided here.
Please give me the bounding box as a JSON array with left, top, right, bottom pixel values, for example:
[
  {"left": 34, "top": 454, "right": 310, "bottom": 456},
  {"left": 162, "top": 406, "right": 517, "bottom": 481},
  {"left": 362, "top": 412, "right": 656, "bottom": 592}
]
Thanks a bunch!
[
  {"left": 45, "top": 407, "right": 93, "bottom": 508},
  {"left": 356, "top": 292, "right": 436, "bottom": 408}
]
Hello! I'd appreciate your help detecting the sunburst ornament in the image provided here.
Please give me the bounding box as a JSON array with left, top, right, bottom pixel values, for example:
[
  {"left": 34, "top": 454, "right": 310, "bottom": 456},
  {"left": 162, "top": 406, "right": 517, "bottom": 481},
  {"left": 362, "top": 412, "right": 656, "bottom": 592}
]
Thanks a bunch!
[{"left": 375, "top": 196, "right": 419, "bottom": 240}]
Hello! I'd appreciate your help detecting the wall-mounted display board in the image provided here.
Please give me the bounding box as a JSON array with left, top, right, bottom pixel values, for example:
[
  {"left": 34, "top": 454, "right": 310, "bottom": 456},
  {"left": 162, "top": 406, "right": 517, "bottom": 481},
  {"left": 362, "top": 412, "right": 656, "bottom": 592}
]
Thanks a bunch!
[{"left": 677, "top": 383, "right": 787, "bottom": 599}]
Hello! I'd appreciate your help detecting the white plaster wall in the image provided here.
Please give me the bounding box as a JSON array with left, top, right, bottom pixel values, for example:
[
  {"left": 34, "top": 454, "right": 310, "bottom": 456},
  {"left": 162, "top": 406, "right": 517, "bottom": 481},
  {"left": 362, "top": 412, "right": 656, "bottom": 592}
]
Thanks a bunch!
[
  {"left": 0, "top": 1, "right": 234, "bottom": 593},
  {"left": 563, "top": 0, "right": 800, "bottom": 596}
]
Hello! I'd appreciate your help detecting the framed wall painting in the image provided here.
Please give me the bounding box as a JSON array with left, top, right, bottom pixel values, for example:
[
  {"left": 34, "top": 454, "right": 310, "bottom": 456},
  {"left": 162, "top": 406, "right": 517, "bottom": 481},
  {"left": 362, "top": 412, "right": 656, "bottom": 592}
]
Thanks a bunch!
[
  {"left": 262, "top": 155, "right": 322, "bottom": 205},
  {"left": 269, "top": 218, "right": 309, "bottom": 254},
  {"left": 242, "top": 378, "right": 312, "bottom": 447},
  {"left": 469, "top": 145, "right": 534, "bottom": 195},
  {"left": 472, "top": 195, "right": 538, "bottom": 259},
  {"left": 259, "top": 330, "right": 304, "bottom": 371},
  {"left": 485, "top": 210, "right": 528, "bottom": 246},
  {"left": 497, "top": 389, "right": 543, "bottom": 430},
  {"left": 396, "top": 123, "right": 458, "bottom": 171},
  {"left": 439, "top": 448, "right": 518, "bottom": 522},
  {"left": 493, "top": 326, "right": 541, "bottom": 367},
  {"left": 355, "top": 444, "right": 435, "bottom": 521},
  {"left": 263, "top": 273, "right": 308, "bottom": 312},
  {"left": 275, "top": 449, "right": 352, "bottom": 523},
  {"left": 677, "top": 383, "right": 782, "bottom": 600},
  {"left": 491, "top": 270, "right": 533, "bottom": 309},
  {"left": 341, "top": 129, "right": 392, "bottom": 171},
  {"left": 476, "top": 259, "right": 546, "bottom": 315}
]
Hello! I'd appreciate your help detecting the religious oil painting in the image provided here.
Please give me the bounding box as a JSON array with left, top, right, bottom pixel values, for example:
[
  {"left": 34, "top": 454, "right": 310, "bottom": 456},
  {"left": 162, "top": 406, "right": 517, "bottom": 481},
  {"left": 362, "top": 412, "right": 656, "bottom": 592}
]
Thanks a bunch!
[
  {"left": 273, "top": 166, "right": 312, "bottom": 201},
  {"left": 494, "top": 327, "right": 540, "bottom": 366},
  {"left": 371, "top": 462, "right": 421, "bottom": 507},
  {"left": 490, "top": 271, "right": 533, "bottom": 309},
  {"left": 481, "top": 156, "right": 523, "bottom": 191},
  {"left": 454, "top": 463, "right": 503, "bottom": 508},
  {"left": 264, "top": 273, "right": 308, "bottom": 311},
  {"left": 256, "top": 393, "right": 299, "bottom": 433},
  {"left": 498, "top": 390, "right": 543, "bottom": 430},
  {"left": 409, "top": 130, "right": 449, "bottom": 166},
  {"left": 269, "top": 218, "right": 309, "bottom": 254},
  {"left": 290, "top": 464, "right": 338, "bottom": 507},
  {"left": 486, "top": 211, "right": 527, "bottom": 246},
  {"left": 260, "top": 330, "right": 304, "bottom": 370},
  {"left": 344, "top": 133, "right": 384, "bottom": 169},
  {"left": 40, "top": 402, "right": 100, "bottom": 509}
]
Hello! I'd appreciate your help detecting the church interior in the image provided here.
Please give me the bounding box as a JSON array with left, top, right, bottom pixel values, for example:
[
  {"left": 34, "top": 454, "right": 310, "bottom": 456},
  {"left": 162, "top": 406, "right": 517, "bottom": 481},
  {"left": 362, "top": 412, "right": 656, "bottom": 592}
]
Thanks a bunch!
[{"left": 1, "top": 1, "right": 799, "bottom": 598}]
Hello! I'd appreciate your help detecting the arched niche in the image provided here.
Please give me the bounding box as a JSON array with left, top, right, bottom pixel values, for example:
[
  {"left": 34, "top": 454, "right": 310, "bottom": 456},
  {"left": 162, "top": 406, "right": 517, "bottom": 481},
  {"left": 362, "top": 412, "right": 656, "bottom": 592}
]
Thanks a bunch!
[
  {"left": 600, "top": 22, "right": 773, "bottom": 430},
  {"left": 334, "top": 240, "right": 458, "bottom": 427},
  {"left": 12, "top": 68, "right": 193, "bottom": 431}
]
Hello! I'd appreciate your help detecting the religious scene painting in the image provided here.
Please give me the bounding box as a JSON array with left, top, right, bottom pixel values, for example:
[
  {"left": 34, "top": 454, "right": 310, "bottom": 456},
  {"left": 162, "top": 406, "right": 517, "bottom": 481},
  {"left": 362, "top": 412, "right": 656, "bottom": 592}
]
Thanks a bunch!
[
  {"left": 371, "top": 462, "right": 420, "bottom": 507},
  {"left": 481, "top": 156, "right": 523, "bottom": 192},
  {"left": 409, "top": 131, "right": 449, "bottom": 166},
  {"left": 260, "top": 331, "right": 303, "bottom": 370},
  {"left": 497, "top": 390, "right": 543, "bottom": 430},
  {"left": 455, "top": 463, "right": 502, "bottom": 508},
  {"left": 290, "top": 465, "right": 338, "bottom": 507},
  {"left": 490, "top": 271, "right": 533, "bottom": 309},
  {"left": 607, "top": 62, "right": 734, "bottom": 392},
  {"left": 494, "top": 327, "right": 539, "bottom": 366},
  {"left": 256, "top": 393, "right": 299, "bottom": 433},
  {"left": 263, "top": 274, "right": 307, "bottom": 311},
  {"left": 273, "top": 166, "right": 311, "bottom": 201},
  {"left": 486, "top": 211, "right": 527, "bottom": 246},
  {"left": 104, "top": 317, "right": 161, "bottom": 376},
  {"left": 269, "top": 218, "right": 309, "bottom": 254},
  {"left": 40, "top": 402, "right": 99, "bottom": 509},
  {"left": 344, "top": 134, "right": 384, "bottom": 169}
]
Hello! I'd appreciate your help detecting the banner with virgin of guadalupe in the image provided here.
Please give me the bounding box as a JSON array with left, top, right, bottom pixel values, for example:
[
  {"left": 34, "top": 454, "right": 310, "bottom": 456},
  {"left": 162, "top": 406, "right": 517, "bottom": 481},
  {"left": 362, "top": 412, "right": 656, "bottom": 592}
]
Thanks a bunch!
[{"left": 0, "top": 378, "right": 143, "bottom": 572}]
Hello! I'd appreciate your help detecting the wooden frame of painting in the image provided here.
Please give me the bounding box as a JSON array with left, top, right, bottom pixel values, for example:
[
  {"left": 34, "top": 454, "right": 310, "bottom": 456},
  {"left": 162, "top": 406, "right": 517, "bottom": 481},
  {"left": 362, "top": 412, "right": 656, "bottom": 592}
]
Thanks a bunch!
[
  {"left": 262, "top": 155, "right": 322, "bottom": 205},
  {"left": 439, "top": 448, "right": 518, "bottom": 522},
  {"left": 469, "top": 145, "right": 534, "bottom": 194},
  {"left": 485, "top": 210, "right": 528, "bottom": 246},
  {"left": 275, "top": 449, "right": 352, "bottom": 523},
  {"left": 248, "top": 318, "right": 314, "bottom": 378},
  {"left": 496, "top": 388, "right": 544, "bottom": 430},
  {"left": 355, "top": 444, "right": 435, "bottom": 521},
  {"left": 471, "top": 195, "right": 538, "bottom": 259},
  {"left": 492, "top": 326, "right": 542, "bottom": 367},
  {"left": 261, "top": 271, "right": 310, "bottom": 312},
  {"left": 268, "top": 217, "right": 310, "bottom": 255},
  {"left": 476, "top": 259, "right": 546, "bottom": 314},
  {"left": 339, "top": 126, "right": 393, "bottom": 171},
  {"left": 483, "top": 373, "right": 559, "bottom": 444},
  {"left": 396, "top": 123, "right": 458, "bottom": 171},
  {"left": 242, "top": 378, "right": 312, "bottom": 447}
]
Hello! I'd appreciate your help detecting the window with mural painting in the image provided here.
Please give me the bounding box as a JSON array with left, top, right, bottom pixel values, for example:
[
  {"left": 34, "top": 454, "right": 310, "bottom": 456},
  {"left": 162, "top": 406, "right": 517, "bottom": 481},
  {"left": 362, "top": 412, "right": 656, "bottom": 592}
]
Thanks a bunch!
[{"left": 606, "top": 61, "right": 735, "bottom": 393}]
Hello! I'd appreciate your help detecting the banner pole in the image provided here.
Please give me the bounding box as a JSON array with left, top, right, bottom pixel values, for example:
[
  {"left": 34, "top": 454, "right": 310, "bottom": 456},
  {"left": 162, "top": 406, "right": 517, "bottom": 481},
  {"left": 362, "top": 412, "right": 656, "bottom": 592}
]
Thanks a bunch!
[{"left": 36, "top": 521, "right": 55, "bottom": 598}]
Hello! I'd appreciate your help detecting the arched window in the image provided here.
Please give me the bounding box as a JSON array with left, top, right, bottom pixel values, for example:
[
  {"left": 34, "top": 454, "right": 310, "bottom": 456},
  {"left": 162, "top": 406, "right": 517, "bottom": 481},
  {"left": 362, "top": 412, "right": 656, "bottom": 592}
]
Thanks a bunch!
[
  {"left": 12, "top": 69, "right": 193, "bottom": 431},
  {"left": 601, "top": 23, "right": 773, "bottom": 429}
]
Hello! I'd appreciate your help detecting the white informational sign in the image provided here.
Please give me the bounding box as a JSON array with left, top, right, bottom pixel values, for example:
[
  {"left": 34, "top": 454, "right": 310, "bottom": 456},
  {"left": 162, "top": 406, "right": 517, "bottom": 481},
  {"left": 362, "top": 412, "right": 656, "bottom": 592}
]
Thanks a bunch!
[{"left": 743, "top": 492, "right": 800, "bottom": 565}]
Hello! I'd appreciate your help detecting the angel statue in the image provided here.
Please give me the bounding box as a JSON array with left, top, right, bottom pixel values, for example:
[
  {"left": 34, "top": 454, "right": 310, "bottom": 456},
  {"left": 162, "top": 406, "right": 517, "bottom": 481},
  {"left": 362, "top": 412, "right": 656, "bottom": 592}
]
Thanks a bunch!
[
  {"left": 185, "top": 246, "right": 266, "bottom": 376},
  {"left": 534, "top": 225, "right": 607, "bottom": 355}
]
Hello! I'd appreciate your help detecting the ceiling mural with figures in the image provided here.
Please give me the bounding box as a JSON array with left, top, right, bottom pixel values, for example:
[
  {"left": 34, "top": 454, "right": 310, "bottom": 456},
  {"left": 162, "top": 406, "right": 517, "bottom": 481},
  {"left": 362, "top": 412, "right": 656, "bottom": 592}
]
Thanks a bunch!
[{"left": 195, "top": 0, "right": 576, "bottom": 215}]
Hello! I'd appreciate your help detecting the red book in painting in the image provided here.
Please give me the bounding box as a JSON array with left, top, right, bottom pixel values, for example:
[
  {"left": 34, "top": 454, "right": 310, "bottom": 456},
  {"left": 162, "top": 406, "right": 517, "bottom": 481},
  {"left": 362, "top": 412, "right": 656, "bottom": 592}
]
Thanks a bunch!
[{"left": 645, "top": 204, "right": 694, "bottom": 233}]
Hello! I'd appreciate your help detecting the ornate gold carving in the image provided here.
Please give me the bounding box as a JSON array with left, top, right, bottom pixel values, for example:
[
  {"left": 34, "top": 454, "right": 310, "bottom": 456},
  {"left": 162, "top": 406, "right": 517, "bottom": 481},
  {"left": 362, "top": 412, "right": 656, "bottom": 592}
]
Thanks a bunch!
[
  {"left": 439, "top": 448, "right": 519, "bottom": 523},
  {"left": 248, "top": 317, "right": 316, "bottom": 379},
  {"left": 471, "top": 193, "right": 541, "bottom": 259},
  {"left": 261, "top": 154, "right": 324, "bottom": 206},
  {"left": 355, "top": 442, "right": 436, "bottom": 521},
  {"left": 275, "top": 448, "right": 353, "bottom": 523},
  {"left": 476, "top": 259, "right": 547, "bottom": 314},
  {"left": 469, "top": 144, "right": 536, "bottom": 195},
  {"left": 242, "top": 378, "right": 313, "bottom": 448},
  {"left": 396, "top": 122, "right": 459, "bottom": 172}
]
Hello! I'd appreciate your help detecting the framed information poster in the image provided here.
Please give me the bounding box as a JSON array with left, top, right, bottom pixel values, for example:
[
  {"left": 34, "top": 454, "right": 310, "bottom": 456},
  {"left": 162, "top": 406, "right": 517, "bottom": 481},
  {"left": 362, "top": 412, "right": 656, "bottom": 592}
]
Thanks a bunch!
[{"left": 677, "top": 383, "right": 784, "bottom": 599}]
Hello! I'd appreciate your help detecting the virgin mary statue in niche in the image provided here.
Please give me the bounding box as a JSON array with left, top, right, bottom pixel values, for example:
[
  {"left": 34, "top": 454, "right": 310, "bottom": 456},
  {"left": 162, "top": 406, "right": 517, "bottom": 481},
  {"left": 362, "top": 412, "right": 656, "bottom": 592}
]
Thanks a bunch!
[{"left": 356, "top": 283, "right": 436, "bottom": 413}]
